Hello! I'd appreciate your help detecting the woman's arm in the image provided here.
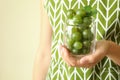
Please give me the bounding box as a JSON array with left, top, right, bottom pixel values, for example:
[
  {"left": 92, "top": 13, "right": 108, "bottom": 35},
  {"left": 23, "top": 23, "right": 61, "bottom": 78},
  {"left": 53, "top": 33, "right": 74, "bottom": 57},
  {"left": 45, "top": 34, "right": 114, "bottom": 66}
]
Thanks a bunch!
[
  {"left": 59, "top": 40, "right": 120, "bottom": 68},
  {"left": 107, "top": 41, "right": 120, "bottom": 66},
  {"left": 32, "top": 0, "right": 52, "bottom": 80}
]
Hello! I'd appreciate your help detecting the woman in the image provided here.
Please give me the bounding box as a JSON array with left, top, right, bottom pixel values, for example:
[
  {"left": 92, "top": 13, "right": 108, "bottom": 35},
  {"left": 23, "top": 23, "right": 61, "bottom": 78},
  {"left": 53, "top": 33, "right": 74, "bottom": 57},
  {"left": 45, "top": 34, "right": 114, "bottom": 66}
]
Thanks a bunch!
[{"left": 33, "top": 0, "right": 120, "bottom": 80}]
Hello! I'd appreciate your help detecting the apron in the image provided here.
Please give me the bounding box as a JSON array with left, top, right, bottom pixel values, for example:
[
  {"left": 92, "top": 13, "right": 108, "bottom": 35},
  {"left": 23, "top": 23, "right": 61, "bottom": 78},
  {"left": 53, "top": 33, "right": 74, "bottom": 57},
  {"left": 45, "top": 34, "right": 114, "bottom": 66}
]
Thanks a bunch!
[{"left": 44, "top": 0, "right": 120, "bottom": 80}]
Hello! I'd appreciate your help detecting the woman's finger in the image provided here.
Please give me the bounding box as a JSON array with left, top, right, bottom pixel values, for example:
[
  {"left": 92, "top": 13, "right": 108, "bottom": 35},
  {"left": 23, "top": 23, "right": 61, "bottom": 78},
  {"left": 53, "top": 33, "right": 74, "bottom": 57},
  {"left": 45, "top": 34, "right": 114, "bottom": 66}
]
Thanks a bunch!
[{"left": 59, "top": 45, "right": 83, "bottom": 67}]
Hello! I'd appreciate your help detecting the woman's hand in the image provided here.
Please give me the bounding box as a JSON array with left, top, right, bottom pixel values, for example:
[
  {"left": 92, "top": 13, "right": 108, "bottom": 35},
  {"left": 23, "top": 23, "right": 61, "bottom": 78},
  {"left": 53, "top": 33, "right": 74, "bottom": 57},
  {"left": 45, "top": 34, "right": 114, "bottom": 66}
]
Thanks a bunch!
[{"left": 59, "top": 40, "right": 111, "bottom": 68}]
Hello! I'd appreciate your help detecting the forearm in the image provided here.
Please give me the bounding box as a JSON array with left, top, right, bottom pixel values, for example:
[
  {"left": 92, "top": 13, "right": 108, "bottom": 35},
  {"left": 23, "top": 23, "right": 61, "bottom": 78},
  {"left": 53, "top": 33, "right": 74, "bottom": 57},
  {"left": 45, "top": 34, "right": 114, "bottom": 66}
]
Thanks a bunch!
[
  {"left": 107, "top": 41, "right": 120, "bottom": 66},
  {"left": 33, "top": 50, "right": 51, "bottom": 80}
]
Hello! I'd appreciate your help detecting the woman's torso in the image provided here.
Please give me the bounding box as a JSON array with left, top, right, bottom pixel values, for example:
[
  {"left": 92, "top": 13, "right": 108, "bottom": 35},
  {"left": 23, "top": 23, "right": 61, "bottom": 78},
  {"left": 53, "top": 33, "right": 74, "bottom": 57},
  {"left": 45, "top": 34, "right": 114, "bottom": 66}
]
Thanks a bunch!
[{"left": 44, "top": 0, "right": 120, "bottom": 80}]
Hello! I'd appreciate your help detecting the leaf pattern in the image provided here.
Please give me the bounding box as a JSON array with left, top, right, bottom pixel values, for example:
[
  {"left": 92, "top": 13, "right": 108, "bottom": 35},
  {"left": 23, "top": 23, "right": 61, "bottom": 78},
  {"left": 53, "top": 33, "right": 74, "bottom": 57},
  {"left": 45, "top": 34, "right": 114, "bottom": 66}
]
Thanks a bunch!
[{"left": 44, "top": 0, "right": 120, "bottom": 80}]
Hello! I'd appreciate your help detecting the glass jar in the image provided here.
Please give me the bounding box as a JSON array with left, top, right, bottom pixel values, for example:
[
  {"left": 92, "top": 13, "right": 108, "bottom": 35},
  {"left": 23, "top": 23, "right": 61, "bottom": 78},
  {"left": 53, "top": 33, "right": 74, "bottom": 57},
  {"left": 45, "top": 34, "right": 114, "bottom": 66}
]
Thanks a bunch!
[{"left": 64, "top": 17, "right": 96, "bottom": 55}]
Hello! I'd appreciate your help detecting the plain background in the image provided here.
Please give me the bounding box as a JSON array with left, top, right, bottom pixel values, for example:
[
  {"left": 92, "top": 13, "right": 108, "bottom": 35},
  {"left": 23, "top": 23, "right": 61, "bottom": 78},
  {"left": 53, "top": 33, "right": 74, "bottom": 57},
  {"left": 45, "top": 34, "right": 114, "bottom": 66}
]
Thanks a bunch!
[{"left": 0, "top": 0, "right": 40, "bottom": 80}]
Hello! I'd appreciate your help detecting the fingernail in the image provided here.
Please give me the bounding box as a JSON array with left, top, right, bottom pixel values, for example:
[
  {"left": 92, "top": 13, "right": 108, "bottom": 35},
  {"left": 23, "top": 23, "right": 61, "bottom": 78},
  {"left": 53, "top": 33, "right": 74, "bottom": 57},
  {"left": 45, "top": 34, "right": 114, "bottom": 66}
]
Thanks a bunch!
[
  {"left": 80, "top": 58, "right": 87, "bottom": 64},
  {"left": 62, "top": 47, "right": 65, "bottom": 52}
]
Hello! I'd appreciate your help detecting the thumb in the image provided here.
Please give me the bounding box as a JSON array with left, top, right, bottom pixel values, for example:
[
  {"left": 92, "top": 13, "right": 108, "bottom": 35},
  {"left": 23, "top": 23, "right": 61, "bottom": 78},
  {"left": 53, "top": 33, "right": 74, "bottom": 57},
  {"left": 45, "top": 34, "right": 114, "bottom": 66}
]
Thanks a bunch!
[{"left": 80, "top": 50, "right": 105, "bottom": 65}]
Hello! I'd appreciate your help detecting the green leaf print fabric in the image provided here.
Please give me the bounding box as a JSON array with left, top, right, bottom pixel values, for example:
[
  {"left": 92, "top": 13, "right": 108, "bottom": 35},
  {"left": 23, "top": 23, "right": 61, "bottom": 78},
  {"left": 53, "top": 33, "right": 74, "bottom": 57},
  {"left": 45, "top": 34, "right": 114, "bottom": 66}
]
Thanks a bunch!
[{"left": 44, "top": 0, "right": 120, "bottom": 80}]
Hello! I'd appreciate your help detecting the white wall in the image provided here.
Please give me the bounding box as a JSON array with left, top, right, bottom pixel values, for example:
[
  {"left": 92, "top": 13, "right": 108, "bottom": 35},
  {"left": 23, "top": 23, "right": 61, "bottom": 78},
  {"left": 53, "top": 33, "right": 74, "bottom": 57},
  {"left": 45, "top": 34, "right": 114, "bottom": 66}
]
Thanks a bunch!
[{"left": 0, "top": 0, "right": 40, "bottom": 80}]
